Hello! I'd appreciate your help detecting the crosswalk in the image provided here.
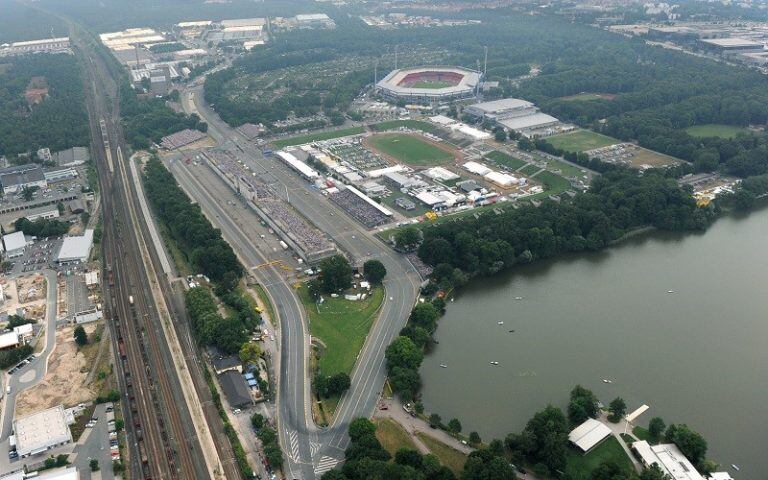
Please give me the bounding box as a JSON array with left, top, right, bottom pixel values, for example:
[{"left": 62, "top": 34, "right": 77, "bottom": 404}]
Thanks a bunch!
[
  {"left": 310, "top": 441, "right": 322, "bottom": 457},
  {"left": 288, "top": 429, "right": 300, "bottom": 460},
  {"left": 314, "top": 456, "right": 338, "bottom": 476}
]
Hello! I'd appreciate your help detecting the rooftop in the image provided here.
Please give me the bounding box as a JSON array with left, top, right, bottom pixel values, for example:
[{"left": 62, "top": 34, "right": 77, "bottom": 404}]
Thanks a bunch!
[
  {"left": 13, "top": 405, "right": 72, "bottom": 457},
  {"left": 568, "top": 418, "right": 612, "bottom": 453},
  {"left": 220, "top": 18, "right": 267, "bottom": 28},
  {"left": 467, "top": 98, "right": 534, "bottom": 114},
  {"left": 498, "top": 112, "right": 559, "bottom": 131},
  {"left": 633, "top": 441, "right": 705, "bottom": 480},
  {"left": 3, "top": 231, "right": 27, "bottom": 252},
  {"left": 57, "top": 230, "right": 94, "bottom": 263},
  {"left": 701, "top": 37, "right": 764, "bottom": 47},
  {"left": 219, "top": 371, "right": 252, "bottom": 408},
  {"left": 0, "top": 167, "right": 45, "bottom": 188}
]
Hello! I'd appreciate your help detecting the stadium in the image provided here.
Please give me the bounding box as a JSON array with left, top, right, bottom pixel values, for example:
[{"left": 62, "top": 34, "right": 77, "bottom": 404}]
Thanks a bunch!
[{"left": 376, "top": 66, "right": 482, "bottom": 104}]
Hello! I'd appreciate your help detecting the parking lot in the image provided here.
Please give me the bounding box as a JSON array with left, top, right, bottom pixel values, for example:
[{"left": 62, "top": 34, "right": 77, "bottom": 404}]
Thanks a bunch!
[{"left": 7, "top": 237, "right": 61, "bottom": 275}]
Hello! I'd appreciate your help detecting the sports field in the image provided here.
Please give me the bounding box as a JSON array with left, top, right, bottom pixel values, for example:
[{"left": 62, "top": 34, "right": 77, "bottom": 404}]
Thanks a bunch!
[
  {"left": 547, "top": 130, "right": 619, "bottom": 152},
  {"left": 485, "top": 151, "right": 528, "bottom": 170},
  {"left": 684, "top": 124, "right": 752, "bottom": 139},
  {"left": 371, "top": 119, "right": 436, "bottom": 133},
  {"left": 368, "top": 133, "right": 454, "bottom": 166},
  {"left": 412, "top": 80, "right": 455, "bottom": 89},
  {"left": 560, "top": 92, "right": 617, "bottom": 102},
  {"left": 271, "top": 126, "right": 365, "bottom": 148}
]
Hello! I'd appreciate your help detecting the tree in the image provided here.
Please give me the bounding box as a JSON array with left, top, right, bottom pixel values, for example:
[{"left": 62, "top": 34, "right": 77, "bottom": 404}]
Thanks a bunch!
[
  {"left": 328, "top": 372, "right": 351, "bottom": 396},
  {"left": 568, "top": 384, "right": 599, "bottom": 424},
  {"left": 348, "top": 418, "right": 377, "bottom": 442},
  {"left": 251, "top": 413, "right": 265, "bottom": 430},
  {"left": 408, "top": 303, "right": 440, "bottom": 333},
  {"left": 394, "top": 227, "right": 420, "bottom": 251},
  {"left": 363, "top": 259, "right": 387, "bottom": 284},
  {"left": 428, "top": 413, "right": 442, "bottom": 429},
  {"left": 665, "top": 424, "right": 707, "bottom": 467},
  {"left": 494, "top": 129, "right": 507, "bottom": 142},
  {"left": 394, "top": 448, "right": 423, "bottom": 470},
  {"left": 648, "top": 417, "right": 666, "bottom": 442},
  {"left": 640, "top": 464, "right": 671, "bottom": 480},
  {"left": 608, "top": 397, "right": 627, "bottom": 423},
  {"left": 319, "top": 255, "right": 353, "bottom": 293},
  {"left": 590, "top": 461, "right": 631, "bottom": 480},
  {"left": 469, "top": 431, "right": 482, "bottom": 445},
  {"left": 238, "top": 342, "right": 262, "bottom": 367},
  {"left": 314, "top": 374, "right": 330, "bottom": 398},
  {"left": 89, "top": 459, "right": 100, "bottom": 472},
  {"left": 385, "top": 336, "right": 423, "bottom": 371},
  {"left": 114, "top": 419, "right": 125, "bottom": 432},
  {"left": 447, "top": 418, "right": 462, "bottom": 435},
  {"left": 73, "top": 326, "right": 88, "bottom": 346}
]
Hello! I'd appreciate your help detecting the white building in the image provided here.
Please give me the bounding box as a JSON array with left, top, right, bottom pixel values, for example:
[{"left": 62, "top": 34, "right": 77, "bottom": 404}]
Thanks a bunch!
[
  {"left": 56, "top": 229, "right": 94, "bottom": 264},
  {"left": 569, "top": 418, "right": 612, "bottom": 453},
  {"left": 3, "top": 231, "right": 28, "bottom": 259},
  {"left": 0, "top": 37, "right": 70, "bottom": 57},
  {"left": 632, "top": 441, "right": 705, "bottom": 480},
  {"left": 13, "top": 405, "right": 73, "bottom": 457},
  {"left": 464, "top": 97, "right": 560, "bottom": 135},
  {"left": 0, "top": 331, "right": 20, "bottom": 350}
]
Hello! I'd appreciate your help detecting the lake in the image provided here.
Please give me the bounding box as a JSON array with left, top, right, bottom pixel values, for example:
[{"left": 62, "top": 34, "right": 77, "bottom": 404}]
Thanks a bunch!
[{"left": 421, "top": 209, "right": 768, "bottom": 478}]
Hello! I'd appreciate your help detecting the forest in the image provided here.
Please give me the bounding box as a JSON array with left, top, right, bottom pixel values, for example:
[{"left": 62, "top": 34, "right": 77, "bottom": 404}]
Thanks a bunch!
[
  {"left": 0, "top": 0, "right": 66, "bottom": 44},
  {"left": 0, "top": 53, "right": 90, "bottom": 157}
]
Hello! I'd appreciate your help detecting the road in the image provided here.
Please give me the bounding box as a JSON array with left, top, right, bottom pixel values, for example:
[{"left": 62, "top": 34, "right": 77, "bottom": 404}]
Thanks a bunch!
[
  {"left": 0, "top": 269, "right": 58, "bottom": 471},
  {"left": 181, "top": 85, "right": 422, "bottom": 478}
]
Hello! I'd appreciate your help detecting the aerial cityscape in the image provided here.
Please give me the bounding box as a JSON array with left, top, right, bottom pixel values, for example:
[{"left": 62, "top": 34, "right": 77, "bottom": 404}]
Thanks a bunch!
[{"left": 0, "top": 0, "right": 766, "bottom": 479}]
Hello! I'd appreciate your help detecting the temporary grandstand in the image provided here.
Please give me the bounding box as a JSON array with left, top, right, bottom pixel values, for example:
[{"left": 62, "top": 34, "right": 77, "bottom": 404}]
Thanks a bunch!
[
  {"left": 329, "top": 186, "right": 392, "bottom": 228},
  {"left": 376, "top": 66, "right": 482, "bottom": 104}
]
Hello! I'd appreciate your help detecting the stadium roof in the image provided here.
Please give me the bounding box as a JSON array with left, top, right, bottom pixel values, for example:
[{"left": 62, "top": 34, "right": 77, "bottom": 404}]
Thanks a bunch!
[
  {"left": 377, "top": 66, "right": 481, "bottom": 98},
  {"left": 498, "top": 112, "right": 559, "bottom": 131},
  {"left": 568, "top": 418, "right": 612, "bottom": 453},
  {"left": 57, "top": 229, "right": 94, "bottom": 263}
]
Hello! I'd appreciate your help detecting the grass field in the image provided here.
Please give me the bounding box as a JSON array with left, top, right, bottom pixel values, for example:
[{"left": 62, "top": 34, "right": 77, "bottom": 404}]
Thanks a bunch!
[
  {"left": 371, "top": 120, "right": 437, "bottom": 133},
  {"left": 271, "top": 126, "right": 365, "bottom": 148},
  {"left": 545, "top": 158, "right": 584, "bottom": 178},
  {"left": 369, "top": 133, "right": 454, "bottom": 166},
  {"left": 627, "top": 147, "right": 682, "bottom": 168},
  {"left": 520, "top": 164, "right": 542, "bottom": 176},
  {"left": 417, "top": 433, "right": 468, "bottom": 476},
  {"left": 374, "top": 419, "right": 417, "bottom": 456},
  {"left": 564, "top": 437, "right": 633, "bottom": 478},
  {"left": 411, "top": 80, "right": 455, "bottom": 89},
  {"left": 485, "top": 150, "right": 528, "bottom": 170},
  {"left": 534, "top": 171, "right": 571, "bottom": 194},
  {"left": 547, "top": 130, "right": 619, "bottom": 152},
  {"left": 684, "top": 124, "right": 752, "bottom": 139},
  {"left": 300, "top": 284, "right": 384, "bottom": 375},
  {"left": 560, "top": 92, "right": 617, "bottom": 102}
]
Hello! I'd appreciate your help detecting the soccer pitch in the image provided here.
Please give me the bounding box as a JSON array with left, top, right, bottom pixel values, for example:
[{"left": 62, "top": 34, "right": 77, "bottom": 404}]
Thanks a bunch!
[{"left": 368, "top": 134, "right": 454, "bottom": 166}]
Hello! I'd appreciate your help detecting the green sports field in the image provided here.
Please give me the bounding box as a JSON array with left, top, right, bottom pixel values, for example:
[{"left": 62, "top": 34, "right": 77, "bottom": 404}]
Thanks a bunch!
[
  {"left": 368, "top": 133, "right": 454, "bottom": 166},
  {"left": 547, "top": 130, "right": 619, "bottom": 152},
  {"left": 684, "top": 124, "right": 753, "bottom": 139},
  {"left": 485, "top": 150, "right": 528, "bottom": 170}
]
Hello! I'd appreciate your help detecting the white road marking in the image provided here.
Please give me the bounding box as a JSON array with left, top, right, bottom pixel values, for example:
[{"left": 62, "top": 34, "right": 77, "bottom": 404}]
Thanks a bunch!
[{"left": 314, "top": 456, "right": 338, "bottom": 475}]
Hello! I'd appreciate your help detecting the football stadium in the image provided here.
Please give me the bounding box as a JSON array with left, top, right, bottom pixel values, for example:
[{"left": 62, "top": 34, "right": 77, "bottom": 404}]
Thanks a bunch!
[{"left": 376, "top": 66, "right": 482, "bottom": 104}]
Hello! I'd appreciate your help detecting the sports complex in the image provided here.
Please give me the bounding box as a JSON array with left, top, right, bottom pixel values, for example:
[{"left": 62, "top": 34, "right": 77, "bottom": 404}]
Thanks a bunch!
[{"left": 376, "top": 66, "right": 482, "bottom": 104}]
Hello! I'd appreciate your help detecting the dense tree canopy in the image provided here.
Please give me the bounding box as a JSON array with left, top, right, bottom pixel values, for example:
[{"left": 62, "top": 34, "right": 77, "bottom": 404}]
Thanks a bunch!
[{"left": 318, "top": 254, "right": 353, "bottom": 293}]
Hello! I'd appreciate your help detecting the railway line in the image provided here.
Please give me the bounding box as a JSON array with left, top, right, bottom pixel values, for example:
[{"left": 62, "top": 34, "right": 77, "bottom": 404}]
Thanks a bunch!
[{"left": 73, "top": 23, "right": 214, "bottom": 480}]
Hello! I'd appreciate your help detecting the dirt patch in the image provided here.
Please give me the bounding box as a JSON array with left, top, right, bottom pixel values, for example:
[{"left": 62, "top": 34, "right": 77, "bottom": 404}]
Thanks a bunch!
[{"left": 15, "top": 323, "right": 101, "bottom": 416}]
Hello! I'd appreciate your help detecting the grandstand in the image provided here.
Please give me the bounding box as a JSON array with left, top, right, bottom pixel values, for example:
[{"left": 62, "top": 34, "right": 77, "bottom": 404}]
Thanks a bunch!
[
  {"left": 376, "top": 66, "right": 481, "bottom": 104},
  {"left": 329, "top": 186, "right": 392, "bottom": 228}
]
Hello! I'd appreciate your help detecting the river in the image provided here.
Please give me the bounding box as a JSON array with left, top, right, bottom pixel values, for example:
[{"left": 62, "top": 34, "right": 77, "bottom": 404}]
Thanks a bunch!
[{"left": 420, "top": 209, "right": 768, "bottom": 478}]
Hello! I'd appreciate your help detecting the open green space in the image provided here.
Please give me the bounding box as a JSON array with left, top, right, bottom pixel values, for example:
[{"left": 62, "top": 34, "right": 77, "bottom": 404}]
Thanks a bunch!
[
  {"left": 545, "top": 158, "right": 584, "bottom": 178},
  {"left": 560, "top": 92, "right": 616, "bottom": 102},
  {"left": 300, "top": 284, "right": 384, "bottom": 376},
  {"left": 412, "top": 80, "right": 455, "bottom": 89},
  {"left": 564, "top": 436, "right": 633, "bottom": 478},
  {"left": 547, "top": 130, "right": 619, "bottom": 152},
  {"left": 369, "top": 134, "right": 454, "bottom": 166},
  {"left": 271, "top": 126, "right": 365, "bottom": 148},
  {"left": 374, "top": 419, "right": 418, "bottom": 456},
  {"left": 417, "top": 433, "right": 468, "bottom": 476},
  {"left": 533, "top": 171, "right": 571, "bottom": 195},
  {"left": 485, "top": 150, "right": 528, "bottom": 170},
  {"left": 520, "top": 164, "right": 542, "bottom": 176},
  {"left": 371, "top": 120, "right": 437, "bottom": 133},
  {"left": 381, "top": 195, "right": 431, "bottom": 218},
  {"left": 684, "top": 124, "right": 753, "bottom": 139}
]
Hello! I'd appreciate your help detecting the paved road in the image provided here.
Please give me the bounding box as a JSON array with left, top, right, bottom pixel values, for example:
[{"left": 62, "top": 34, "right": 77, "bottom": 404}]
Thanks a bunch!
[
  {"left": 0, "top": 269, "right": 58, "bottom": 471},
  {"left": 181, "top": 85, "right": 422, "bottom": 478},
  {"left": 72, "top": 403, "right": 116, "bottom": 480}
]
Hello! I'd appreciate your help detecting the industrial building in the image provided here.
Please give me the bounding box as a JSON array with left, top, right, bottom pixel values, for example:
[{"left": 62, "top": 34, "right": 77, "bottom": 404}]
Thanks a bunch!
[
  {"left": 0, "top": 165, "right": 47, "bottom": 195},
  {"left": 568, "top": 418, "right": 612, "bottom": 453},
  {"left": 464, "top": 98, "right": 560, "bottom": 135},
  {"left": 44, "top": 166, "right": 78, "bottom": 183},
  {"left": 13, "top": 405, "right": 73, "bottom": 458},
  {"left": 99, "top": 28, "right": 166, "bottom": 51},
  {"left": 56, "top": 229, "right": 94, "bottom": 264},
  {"left": 376, "top": 66, "right": 482, "bottom": 104},
  {"left": 0, "top": 37, "right": 70, "bottom": 57},
  {"left": 700, "top": 37, "right": 765, "bottom": 54},
  {"left": 2, "top": 231, "right": 28, "bottom": 259},
  {"left": 175, "top": 20, "right": 213, "bottom": 38},
  {"left": 51, "top": 147, "right": 89, "bottom": 167},
  {"left": 295, "top": 14, "right": 335, "bottom": 29}
]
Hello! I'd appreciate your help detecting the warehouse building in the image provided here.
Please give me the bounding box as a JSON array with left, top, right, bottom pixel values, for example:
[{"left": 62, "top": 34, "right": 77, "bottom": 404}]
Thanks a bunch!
[
  {"left": 464, "top": 97, "right": 560, "bottom": 135},
  {"left": 0, "top": 37, "right": 70, "bottom": 57},
  {"left": 700, "top": 37, "right": 765, "bottom": 54},
  {"left": 52, "top": 147, "right": 90, "bottom": 167},
  {"left": 2, "top": 231, "right": 28, "bottom": 259},
  {"left": 13, "top": 405, "right": 73, "bottom": 458},
  {"left": 0, "top": 165, "right": 47, "bottom": 195},
  {"left": 56, "top": 230, "right": 94, "bottom": 264},
  {"left": 295, "top": 14, "right": 335, "bottom": 29}
]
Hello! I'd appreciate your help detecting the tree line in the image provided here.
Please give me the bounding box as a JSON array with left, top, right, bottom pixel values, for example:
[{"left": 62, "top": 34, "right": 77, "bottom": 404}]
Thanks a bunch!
[{"left": 14, "top": 217, "right": 71, "bottom": 238}]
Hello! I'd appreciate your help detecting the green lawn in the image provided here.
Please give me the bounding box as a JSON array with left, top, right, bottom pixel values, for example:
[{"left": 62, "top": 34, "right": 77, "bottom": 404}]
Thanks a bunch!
[
  {"left": 533, "top": 171, "right": 571, "bottom": 195},
  {"left": 560, "top": 93, "right": 616, "bottom": 102},
  {"left": 271, "top": 126, "right": 365, "bottom": 148},
  {"left": 369, "top": 134, "right": 454, "bottom": 166},
  {"left": 547, "top": 130, "right": 619, "bottom": 152},
  {"left": 520, "top": 164, "right": 542, "bottom": 176},
  {"left": 300, "top": 284, "right": 384, "bottom": 375},
  {"left": 565, "top": 436, "right": 633, "bottom": 478},
  {"left": 417, "top": 433, "right": 468, "bottom": 476},
  {"left": 485, "top": 150, "right": 528, "bottom": 170},
  {"left": 375, "top": 419, "right": 417, "bottom": 456},
  {"left": 545, "top": 158, "right": 584, "bottom": 178},
  {"left": 684, "top": 124, "right": 752, "bottom": 139},
  {"left": 371, "top": 120, "right": 436, "bottom": 133}
]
